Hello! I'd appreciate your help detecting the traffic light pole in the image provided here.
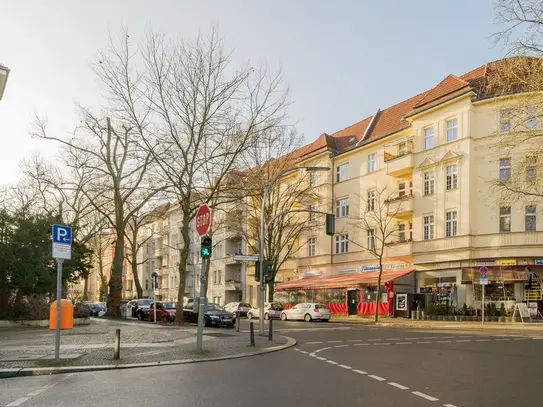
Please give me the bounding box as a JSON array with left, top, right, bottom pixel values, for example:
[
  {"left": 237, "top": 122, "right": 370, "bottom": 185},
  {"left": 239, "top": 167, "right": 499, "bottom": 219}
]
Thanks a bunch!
[{"left": 196, "top": 256, "right": 208, "bottom": 351}]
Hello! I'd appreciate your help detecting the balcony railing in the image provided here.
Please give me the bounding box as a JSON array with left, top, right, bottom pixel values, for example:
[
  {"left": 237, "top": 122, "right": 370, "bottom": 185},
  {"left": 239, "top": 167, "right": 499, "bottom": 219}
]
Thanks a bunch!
[
  {"left": 413, "top": 235, "right": 472, "bottom": 253},
  {"left": 385, "top": 195, "right": 414, "bottom": 218},
  {"left": 225, "top": 280, "right": 241, "bottom": 291},
  {"left": 385, "top": 152, "right": 414, "bottom": 177}
]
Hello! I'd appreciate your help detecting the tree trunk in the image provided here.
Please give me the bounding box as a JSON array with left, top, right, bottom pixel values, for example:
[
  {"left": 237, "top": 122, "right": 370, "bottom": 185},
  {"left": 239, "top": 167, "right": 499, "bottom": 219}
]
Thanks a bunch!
[
  {"left": 174, "top": 215, "right": 190, "bottom": 325},
  {"left": 107, "top": 226, "right": 125, "bottom": 316},
  {"left": 83, "top": 276, "right": 89, "bottom": 301},
  {"left": 374, "top": 257, "right": 383, "bottom": 323},
  {"left": 267, "top": 281, "right": 275, "bottom": 302},
  {"left": 131, "top": 248, "right": 143, "bottom": 298}
]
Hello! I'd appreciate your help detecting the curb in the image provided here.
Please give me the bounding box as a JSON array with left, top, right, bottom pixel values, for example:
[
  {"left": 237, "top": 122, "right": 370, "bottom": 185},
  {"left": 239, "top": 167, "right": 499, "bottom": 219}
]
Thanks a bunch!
[
  {"left": 328, "top": 319, "right": 543, "bottom": 331},
  {"left": 0, "top": 335, "right": 296, "bottom": 379}
]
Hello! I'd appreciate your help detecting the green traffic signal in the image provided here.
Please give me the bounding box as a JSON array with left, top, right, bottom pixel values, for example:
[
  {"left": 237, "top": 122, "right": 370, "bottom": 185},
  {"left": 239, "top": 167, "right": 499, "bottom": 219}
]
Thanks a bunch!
[{"left": 201, "top": 236, "right": 212, "bottom": 259}]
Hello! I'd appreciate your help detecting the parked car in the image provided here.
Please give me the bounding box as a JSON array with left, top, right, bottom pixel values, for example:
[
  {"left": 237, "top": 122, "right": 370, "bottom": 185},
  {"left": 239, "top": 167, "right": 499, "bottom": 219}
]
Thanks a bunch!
[
  {"left": 224, "top": 302, "right": 252, "bottom": 317},
  {"left": 247, "top": 302, "right": 284, "bottom": 320},
  {"left": 88, "top": 302, "right": 107, "bottom": 317},
  {"left": 280, "top": 303, "right": 330, "bottom": 322},
  {"left": 148, "top": 302, "right": 177, "bottom": 322},
  {"left": 132, "top": 298, "right": 153, "bottom": 320},
  {"left": 183, "top": 302, "right": 236, "bottom": 327}
]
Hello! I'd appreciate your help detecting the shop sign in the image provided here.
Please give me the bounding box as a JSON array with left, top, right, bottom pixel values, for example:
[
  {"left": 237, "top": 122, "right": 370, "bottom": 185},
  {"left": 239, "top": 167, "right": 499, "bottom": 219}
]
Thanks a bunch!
[
  {"left": 396, "top": 293, "right": 408, "bottom": 311},
  {"left": 338, "top": 268, "right": 357, "bottom": 274},
  {"left": 496, "top": 259, "right": 517, "bottom": 266},
  {"left": 474, "top": 260, "right": 496, "bottom": 267},
  {"left": 535, "top": 259, "right": 543, "bottom": 265},
  {"left": 361, "top": 263, "right": 409, "bottom": 272},
  {"left": 304, "top": 270, "right": 321, "bottom": 277},
  {"left": 361, "top": 265, "right": 380, "bottom": 272}
]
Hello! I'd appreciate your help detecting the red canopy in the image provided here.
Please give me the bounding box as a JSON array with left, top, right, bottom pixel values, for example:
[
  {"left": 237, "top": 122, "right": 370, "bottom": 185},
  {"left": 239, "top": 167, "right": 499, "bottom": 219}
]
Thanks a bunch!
[{"left": 275, "top": 269, "right": 414, "bottom": 291}]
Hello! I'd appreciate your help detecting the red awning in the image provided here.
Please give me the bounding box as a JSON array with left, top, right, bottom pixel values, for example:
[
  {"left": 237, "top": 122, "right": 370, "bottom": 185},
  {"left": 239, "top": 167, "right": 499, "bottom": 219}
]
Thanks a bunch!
[{"left": 275, "top": 269, "right": 414, "bottom": 291}]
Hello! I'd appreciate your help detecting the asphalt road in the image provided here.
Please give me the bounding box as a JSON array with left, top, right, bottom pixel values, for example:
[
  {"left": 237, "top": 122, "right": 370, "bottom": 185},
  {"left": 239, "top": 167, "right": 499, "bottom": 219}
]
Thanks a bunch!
[{"left": 1, "top": 320, "right": 541, "bottom": 407}]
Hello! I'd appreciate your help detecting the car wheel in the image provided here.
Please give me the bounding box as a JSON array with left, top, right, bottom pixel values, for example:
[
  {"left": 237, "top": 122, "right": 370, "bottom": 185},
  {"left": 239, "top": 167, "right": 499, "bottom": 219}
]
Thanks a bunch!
[
  {"left": 149, "top": 315, "right": 154, "bottom": 322},
  {"left": 280, "top": 313, "right": 287, "bottom": 321},
  {"left": 264, "top": 313, "right": 270, "bottom": 320},
  {"left": 247, "top": 312, "right": 252, "bottom": 320},
  {"left": 304, "top": 313, "right": 312, "bottom": 322}
]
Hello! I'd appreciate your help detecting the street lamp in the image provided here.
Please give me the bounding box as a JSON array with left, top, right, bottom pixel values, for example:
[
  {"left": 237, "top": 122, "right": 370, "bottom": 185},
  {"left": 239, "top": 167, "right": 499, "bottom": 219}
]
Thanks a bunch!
[
  {"left": 258, "top": 166, "right": 330, "bottom": 335},
  {"left": 0, "top": 65, "right": 10, "bottom": 101}
]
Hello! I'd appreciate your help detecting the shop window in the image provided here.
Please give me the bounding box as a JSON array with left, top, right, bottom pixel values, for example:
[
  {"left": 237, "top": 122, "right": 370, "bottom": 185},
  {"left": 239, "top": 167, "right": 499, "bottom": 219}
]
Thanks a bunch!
[
  {"left": 423, "top": 171, "right": 435, "bottom": 195},
  {"left": 525, "top": 205, "right": 537, "bottom": 232},
  {"left": 499, "top": 206, "right": 511, "bottom": 232},
  {"left": 474, "top": 283, "right": 516, "bottom": 301}
]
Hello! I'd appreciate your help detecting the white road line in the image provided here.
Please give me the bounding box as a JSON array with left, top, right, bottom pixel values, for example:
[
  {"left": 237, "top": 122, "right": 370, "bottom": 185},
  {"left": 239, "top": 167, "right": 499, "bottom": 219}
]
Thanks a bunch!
[
  {"left": 458, "top": 335, "right": 472, "bottom": 338},
  {"left": 514, "top": 338, "right": 528, "bottom": 340},
  {"left": 412, "top": 391, "right": 439, "bottom": 401},
  {"left": 326, "top": 360, "right": 338, "bottom": 365},
  {"left": 314, "top": 346, "right": 333, "bottom": 353},
  {"left": 334, "top": 344, "right": 348, "bottom": 348},
  {"left": 26, "top": 389, "right": 45, "bottom": 396},
  {"left": 423, "top": 337, "right": 435, "bottom": 339},
  {"left": 7, "top": 398, "right": 31, "bottom": 407},
  {"left": 495, "top": 338, "right": 510, "bottom": 341},
  {"left": 338, "top": 364, "right": 352, "bottom": 369},
  {"left": 531, "top": 337, "right": 543, "bottom": 340},
  {"left": 476, "top": 339, "right": 490, "bottom": 342},
  {"left": 354, "top": 343, "right": 370, "bottom": 346},
  {"left": 388, "top": 382, "right": 409, "bottom": 390},
  {"left": 374, "top": 343, "right": 391, "bottom": 346},
  {"left": 309, "top": 353, "right": 316, "bottom": 357},
  {"left": 456, "top": 339, "right": 471, "bottom": 342},
  {"left": 367, "top": 338, "right": 382, "bottom": 341},
  {"left": 440, "top": 336, "right": 454, "bottom": 339},
  {"left": 327, "top": 340, "right": 343, "bottom": 343},
  {"left": 437, "top": 340, "right": 452, "bottom": 343},
  {"left": 293, "top": 348, "right": 300, "bottom": 351},
  {"left": 353, "top": 369, "right": 367, "bottom": 374},
  {"left": 316, "top": 356, "right": 327, "bottom": 361},
  {"left": 417, "top": 341, "right": 432, "bottom": 344},
  {"left": 386, "top": 338, "right": 401, "bottom": 341},
  {"left": 347, "top": 339, "right": 363, "bottom": 342},
  {"left": 395, "top": 342, "right": 412, "bottom": 345},
  {"left": 299, "top": 350, "right": 309, "bottom": 354},
  {"left": 404, "top": 337, "right": 419, "bottom": 340},
  {"left": 443, "top": 404, "right": 459, "bottom": 407},
  {"left": 368, "top": 375, "right": 386, "bottom": 381},
  {"left": 306, "top": 341, "right": 322, "bottom": 344}
]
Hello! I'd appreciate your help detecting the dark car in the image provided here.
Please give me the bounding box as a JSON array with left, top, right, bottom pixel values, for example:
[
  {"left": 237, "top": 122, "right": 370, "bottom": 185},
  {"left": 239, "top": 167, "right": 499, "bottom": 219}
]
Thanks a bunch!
[
  {"left": 133, "top": 298, "right": 153, "bottom": 320},
  {"left": 183, "top": 302, "right": 236, "bottom": 327},
  {"left": 149, "top": 302, "right": 177, "bottom": 322},
  {"left": 88, "top": 302, "right": 106, "bottom": 317}
]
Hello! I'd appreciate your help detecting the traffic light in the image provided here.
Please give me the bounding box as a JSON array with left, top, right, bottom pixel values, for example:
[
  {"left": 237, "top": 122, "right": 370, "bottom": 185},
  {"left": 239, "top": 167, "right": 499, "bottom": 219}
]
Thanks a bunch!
[
  {"left": 152, "top": 271, "right": 159, "bottom": 289},
  {"left": 255, "top": 260, "right": 275, "bottom": 283},
  {"left": 325, "top": 213, "right": 335, "bottom": 236},
  {"left": 201, "top": 236, "right": 212, "bottom": 259}
]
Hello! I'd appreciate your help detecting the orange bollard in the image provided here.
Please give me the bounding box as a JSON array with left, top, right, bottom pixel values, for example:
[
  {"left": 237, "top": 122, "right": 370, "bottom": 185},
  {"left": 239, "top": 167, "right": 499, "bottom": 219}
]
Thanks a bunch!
[{"left": 49, "top": 299, "right": 74, "bottom": 329}]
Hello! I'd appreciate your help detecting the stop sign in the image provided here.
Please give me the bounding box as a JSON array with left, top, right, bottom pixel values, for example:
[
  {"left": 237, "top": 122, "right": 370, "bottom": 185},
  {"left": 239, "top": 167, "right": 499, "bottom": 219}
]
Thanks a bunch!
[{"left": 195, "top": 204, "right": 211, "bottom": 236}]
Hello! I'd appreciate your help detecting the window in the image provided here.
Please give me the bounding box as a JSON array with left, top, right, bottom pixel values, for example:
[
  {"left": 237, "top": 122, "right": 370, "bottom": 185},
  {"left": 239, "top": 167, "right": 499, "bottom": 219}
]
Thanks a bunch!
[
  {"left": 446, "top": 119, "right": 458, "bottom": 142},
  {"left": 398, "top": 223, "right": 406, "bottom": 242},
  {"left": 367, "top": 229, "right": 376, "bottom": 250},
  {"left": 423, "top": 215, "right": 434, "bottom": 240},
  {"left": 145, "top": 279, "right": 149, "bottom": 290},
  {"left": 499, "top": 158, "right": 511, "bottom": 182},
  {"left": 445, "top": 211, "right": 457, "bottom": 237},
  {"left": 424, "top": 128, "right": 435, "bottom": 150},
  {"left": 525, "top": 205, "right": 537, "bottom": 232},
  {"left": 398, "top": 182, "right": 406, "bottom": 197},
  {"left": 398, "top": 142, "right": 407, "bottom": 156},
  {"left": 307, "top": 237, "right": 317, "bottom": 257},
  {"left": 500, "top": 110, "right": 512, "bottom": 133},
  {"left": 336, "top": 198, "right": 349, "bottom": 218},
  {"left": 367, "top": 190, "right": 376, "bottom": 211},
  {"left": 446, "top": 165, "right": 458, "bottom": 190},
  {"left": 335, "top": 234, "right": 349, "bottom": 254},
  {"left": 526, "top": 107, "right": 539, "bottom": 130},
  {"left": 409, "top": 222, "right": 413, "bottom": 241},
  {"left": 409, "top": 180, "right": 413, "bottom": 196},
  {"left": 214, "top": 270, "right": 222, "bottom": 285},
  {"left": 336, "top": 163, "right": 348, "bottom": 182},
  {"left": 308, "top": 204, "right": 316, "bottom": 222},
  {"left": 309, "top": 171, "right": 317, "bottom": 187},
  {"left": 368, "top": 153, "right": 377, "bottom": 173},
  {"left": 499, "top": 206, "right": 511, "bottom": 232},
  {"left": 423, "top": 171, "right": 435, "bottom": 195},
  {"left": 526, "top": 166, "right": 536, "bottom": 182}
]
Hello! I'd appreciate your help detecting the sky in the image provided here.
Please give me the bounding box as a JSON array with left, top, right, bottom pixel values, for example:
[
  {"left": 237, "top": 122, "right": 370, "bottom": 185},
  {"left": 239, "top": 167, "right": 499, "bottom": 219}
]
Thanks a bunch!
[{"left": 0, "top": 0, "right": 506, "bottom": 186}]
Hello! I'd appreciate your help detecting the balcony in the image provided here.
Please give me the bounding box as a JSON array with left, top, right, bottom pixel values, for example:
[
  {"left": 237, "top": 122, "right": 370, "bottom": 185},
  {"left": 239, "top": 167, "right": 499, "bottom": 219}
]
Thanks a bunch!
[
  {"left": 385, "top": 152, "right": 414, "bottom": 177},
  {"left": 225, "top": 280, "right": 241, "bottom": 291},
  {"left": 386, "top": 240, "right": 413, "bottom": 257},
  {"left": 385, "top": 195, "right": 414, "bottom": 219},
  {"left": 472, "top": 231, "right": 543, "bottom": 247}
]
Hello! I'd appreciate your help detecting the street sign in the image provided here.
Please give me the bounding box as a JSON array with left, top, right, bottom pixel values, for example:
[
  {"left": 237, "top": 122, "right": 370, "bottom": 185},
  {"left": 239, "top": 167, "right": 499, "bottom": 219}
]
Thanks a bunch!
[
  {"left": 479, "top": 279, "right": 489, "bottom": 285},
  {"left": 232, "top": 254, "right": 260, "bottom": 262},
  {"left": 52, "top": 224, "right": 72, "bottom": 260},
  {"left": 195, "top": 205, "right": 211, "bottom": 236}
]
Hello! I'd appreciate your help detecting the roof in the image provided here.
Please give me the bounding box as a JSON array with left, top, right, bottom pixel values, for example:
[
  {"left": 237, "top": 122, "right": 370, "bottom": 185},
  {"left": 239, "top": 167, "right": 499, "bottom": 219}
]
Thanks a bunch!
[
  {"left": 275, "top": 269, "right": 414, "bottom": 291},
  {"left": 295, "top": 56, "right": 541, "bottom": 159}
]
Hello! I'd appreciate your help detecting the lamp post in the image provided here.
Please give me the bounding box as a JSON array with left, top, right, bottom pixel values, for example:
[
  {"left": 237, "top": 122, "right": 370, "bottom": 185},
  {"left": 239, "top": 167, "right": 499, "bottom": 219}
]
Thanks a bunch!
[
  {"left": 0, "top": 65, "right": 10, "bottom": 101},
  {"left": 258, "top": 166, "right": 329, "bottom": 335}
]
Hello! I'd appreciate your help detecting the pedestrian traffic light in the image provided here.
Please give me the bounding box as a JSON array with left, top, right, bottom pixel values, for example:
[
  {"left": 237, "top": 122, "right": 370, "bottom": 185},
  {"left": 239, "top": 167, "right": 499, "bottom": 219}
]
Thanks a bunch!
[
  {"left": 255, "top": 260, "right": 275, "bottom": 283},
  {"left": 201, "top": 236, "right": 212, "bottom": 259},
  {"left": 325, "top": 213, "right": 335, "bottom": 236},
  {"left": 152, "top": 271, "right": 159, "bottom": 289}
]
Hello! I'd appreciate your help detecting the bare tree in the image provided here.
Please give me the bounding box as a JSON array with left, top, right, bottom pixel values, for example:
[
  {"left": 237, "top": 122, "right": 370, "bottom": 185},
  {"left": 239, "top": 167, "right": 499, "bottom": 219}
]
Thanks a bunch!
[
  {"left": 91, "top": 28, "right": 289, "bottom": 323},
  {"left": 349, "top": 185, "right": 405, "bottom": 322}
]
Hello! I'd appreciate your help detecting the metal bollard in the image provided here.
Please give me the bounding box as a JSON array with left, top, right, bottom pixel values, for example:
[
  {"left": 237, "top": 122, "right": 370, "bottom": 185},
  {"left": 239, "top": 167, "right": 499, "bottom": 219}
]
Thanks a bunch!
[
  {"left": 249, "top": 321, "right": 255, "bottom": 347},
  {"left": 268, "top": 318, "right": 273, "bottom": 341},
  {"left": 236, "top": 311, "right": 240, "bottom": 332},
  {"left": 114, "top": 329, "right": 121, "bottom": 359}
]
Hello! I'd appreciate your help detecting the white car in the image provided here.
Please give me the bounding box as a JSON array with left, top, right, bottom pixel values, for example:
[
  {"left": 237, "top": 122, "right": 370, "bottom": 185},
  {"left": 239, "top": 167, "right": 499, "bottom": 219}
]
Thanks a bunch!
[
  {"left": 280, "top": 303, "right": 331, "bottom": 322},
  {"left": 247, "top": 302, "right": 284, "bottom": 320}
]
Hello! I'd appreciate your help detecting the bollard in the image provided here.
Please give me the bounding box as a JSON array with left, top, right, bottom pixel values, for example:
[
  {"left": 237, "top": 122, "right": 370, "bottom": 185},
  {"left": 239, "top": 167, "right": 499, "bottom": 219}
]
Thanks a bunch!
[
  {"left": 236, "top": 311, "right": 240, "bottom": 332},
  {"left": 249, "top": 321, "right": 255, "bottom": 347},
  {"left": 114, "top": 329, "right": 121, "bottom": 360},
  {"left": 268, "top": 318, "right": 273, "bottom": 341}
]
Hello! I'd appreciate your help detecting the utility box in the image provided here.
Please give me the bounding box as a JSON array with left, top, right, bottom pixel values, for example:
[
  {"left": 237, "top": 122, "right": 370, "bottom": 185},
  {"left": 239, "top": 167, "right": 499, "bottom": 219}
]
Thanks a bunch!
[{"left": 49, "top": 299, "right": 74, "bottom": 330}]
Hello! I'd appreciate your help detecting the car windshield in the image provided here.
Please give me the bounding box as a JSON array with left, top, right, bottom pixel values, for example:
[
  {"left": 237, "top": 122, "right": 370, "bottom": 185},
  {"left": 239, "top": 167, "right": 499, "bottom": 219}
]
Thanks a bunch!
[
  {"left": 206, "top": 303, "right": 224, "bottom": 311},
  {"left": 162, "top": 302, "right": 176, "bottom": 309},
  {"left": 138, "top": 299, "right": 153, "bottom": 306},
  {"left": 315, "top": 304, "right": 327, "bottom": 309}
]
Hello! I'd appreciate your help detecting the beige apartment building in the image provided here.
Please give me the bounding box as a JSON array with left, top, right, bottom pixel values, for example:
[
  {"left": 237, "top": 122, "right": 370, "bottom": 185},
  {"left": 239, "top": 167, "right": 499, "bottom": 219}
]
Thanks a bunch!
[{"left": 263, "top": 57, "right": 543, "bottom": 315}]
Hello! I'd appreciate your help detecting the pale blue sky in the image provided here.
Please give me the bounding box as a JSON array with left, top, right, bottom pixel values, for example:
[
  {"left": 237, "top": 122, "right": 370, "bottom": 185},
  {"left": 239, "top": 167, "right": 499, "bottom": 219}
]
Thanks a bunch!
[{"left": 0, "top": 0, "right": 504, "bottom": 185}]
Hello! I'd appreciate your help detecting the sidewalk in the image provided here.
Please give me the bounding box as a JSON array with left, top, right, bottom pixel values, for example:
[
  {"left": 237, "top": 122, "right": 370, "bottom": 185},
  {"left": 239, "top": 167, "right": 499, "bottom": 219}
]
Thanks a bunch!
[
  {"left": 0, "top": 318, "right": 294, "bottom": 376},
  {"left": 329, "top": 315, "right": 543, "bottom": 332}
]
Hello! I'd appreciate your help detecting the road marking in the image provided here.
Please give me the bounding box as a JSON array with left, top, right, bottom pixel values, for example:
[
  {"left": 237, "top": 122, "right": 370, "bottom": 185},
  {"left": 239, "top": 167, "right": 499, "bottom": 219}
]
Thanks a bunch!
[
  {"left": 423, "top": 337, "right": 435, "bottom": 339},
  {"left": 514, "top": 337, "right": 528, "bottom": 340},
  {"left": 338, "top": 364, "right": 352, "bottom": 369},
  {"left": 495, "top": 338, "right": 510, "bottom": 341},
  {"left": 404, "top": 337, "right": 419, "bottom": 340},
  {"left": 309, "top": 353, "right": 316, "bottom": 357},
  {"left": 314, "top": 346, "right": 333, "bottom": 353},
  {"left": 368, "top": 375, "right": 386, "bottom": 381},
  {"left": 456, "top": 339, "right": 471, "bottom": 342},
  {"left": 476, "top": 339, "right": 490, "bottom": 342},
  {"left": 417, "top": 341, "right": 432, "bottom": 344},
  {"left": 440, "top": 336, "right": 454, "bottom": 339},
  {"left": 306, "top": 341, "right": 322, "bottom": 344},
  {"left": 316, "top": 356, "right": 327, "bottom": 361},
  {"left": 353, "top": 369, "right": 367, "bottom": 375},
  {"left": 26, "top": 389, "right": 45, "bottom": 396},
  {"left": 437, "top": 340, "right": 452, "bottom": 343},
  {"left": 347, "top": 339, "right": 363, "bottom": 342},
  {"left": 386, "top": 338, "right": 401, "bottom": 341},
  {"left": 531, "top": 337, "right": 543, "bottom": 340},
  {"left": 367, "top": 338, "right": 382, "bottom": 341},
  {"left": 395, "top": 342, "right": 412, "bottom": 345},
  {"left": 374, "top": 342, "right": 391, "bottom": 346},
  {"left": 334, "top": 344, "right": 349, "bottom": 348},
  {"left": 354, "top": 343, "right": 370, "bottom": 346},
  {"left": 327, "top": 340, "right": 343, "bottom": 343},
  {"left": 412, "top": 391, "right": 439, "bottom": 401},
  {"left": 326, "top": 360, "right": 338, "bottom": 365},
  {"left": 293, "top": 348, "right": 300, "bottom": 351},
  {"left": 7, "top": 398, "right": 31, "bottom": 406},
  {"left": 388, "top": 382, "right": 409, "bottom": 390},
  {"left": 443, "top": 404, "right": 459, "bottom": 407},
  {"left": 299, "top": 350, "right": 309, "bottom": 354},
  {"left": 458, "top": 335, "right": 472, "bottom": 338}
]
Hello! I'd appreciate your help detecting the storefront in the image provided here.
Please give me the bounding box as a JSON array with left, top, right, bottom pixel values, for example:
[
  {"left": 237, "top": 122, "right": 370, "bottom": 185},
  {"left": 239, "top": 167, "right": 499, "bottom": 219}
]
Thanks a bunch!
[{"left": 274, "top": 269, "right": 415, "bottom": 316}]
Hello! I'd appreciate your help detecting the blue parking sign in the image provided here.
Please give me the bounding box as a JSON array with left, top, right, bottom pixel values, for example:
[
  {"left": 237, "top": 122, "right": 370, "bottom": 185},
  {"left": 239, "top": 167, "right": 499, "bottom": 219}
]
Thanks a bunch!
[{"left": 52, "top": 224, "right": 72, "bottom": 244}]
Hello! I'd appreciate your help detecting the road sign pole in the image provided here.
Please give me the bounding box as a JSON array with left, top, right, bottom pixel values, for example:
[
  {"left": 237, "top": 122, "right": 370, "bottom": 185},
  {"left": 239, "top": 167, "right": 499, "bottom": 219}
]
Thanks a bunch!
[
  {"left": 55, "top": 259, "right": 63, "bottom": 362},
  {"left": 482, "top": 284, "right": 485, "bottom": 325},
  {"left": 196, "top": 257, "right": 207, "bottom": 352}
]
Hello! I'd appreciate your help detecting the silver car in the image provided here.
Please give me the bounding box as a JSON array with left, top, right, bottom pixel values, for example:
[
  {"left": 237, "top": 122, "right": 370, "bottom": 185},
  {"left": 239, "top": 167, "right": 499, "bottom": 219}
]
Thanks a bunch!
[
  {"left": 247, "top": 302, "right": 284, "bottom": 320},
  {"left": 280, "top": 303, "right": 331, "bottom": 322},
  {"left": 224, "top": 302, "right": 252, "bottom": 317}
]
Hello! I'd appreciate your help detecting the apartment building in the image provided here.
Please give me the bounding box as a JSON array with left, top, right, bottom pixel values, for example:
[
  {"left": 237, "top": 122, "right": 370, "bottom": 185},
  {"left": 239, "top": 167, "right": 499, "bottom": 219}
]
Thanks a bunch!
[{"left": 269, "top": 57, "right": 543, "bottom": 315}]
